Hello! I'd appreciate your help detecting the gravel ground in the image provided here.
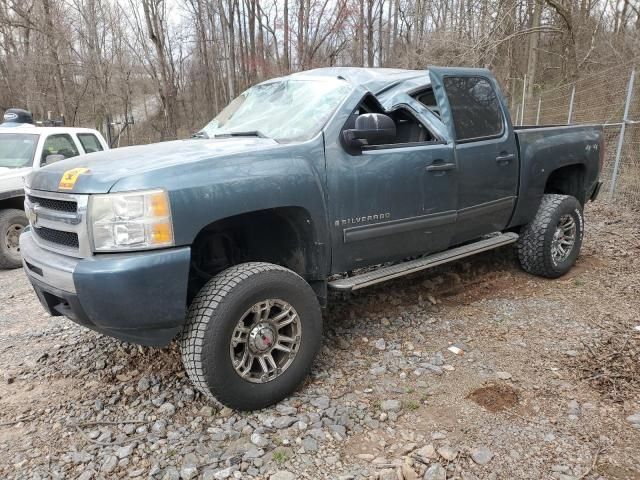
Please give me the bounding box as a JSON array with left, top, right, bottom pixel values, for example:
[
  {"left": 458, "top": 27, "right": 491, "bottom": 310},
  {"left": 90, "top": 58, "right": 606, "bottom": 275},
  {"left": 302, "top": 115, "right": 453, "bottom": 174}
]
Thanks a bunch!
[{"left": 1, "top": 203, "right": 639, "bottom": 480}]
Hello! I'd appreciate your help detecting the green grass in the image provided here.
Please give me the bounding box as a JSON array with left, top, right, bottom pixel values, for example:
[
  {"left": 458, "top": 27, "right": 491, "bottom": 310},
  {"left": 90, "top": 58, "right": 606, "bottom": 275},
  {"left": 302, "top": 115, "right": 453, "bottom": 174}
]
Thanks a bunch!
[
  {"left": 272, "top": 450, "right": 289, "bottom": 464},
  {"left": 403, "top": 399, "right": 420, "bottom": 411}
]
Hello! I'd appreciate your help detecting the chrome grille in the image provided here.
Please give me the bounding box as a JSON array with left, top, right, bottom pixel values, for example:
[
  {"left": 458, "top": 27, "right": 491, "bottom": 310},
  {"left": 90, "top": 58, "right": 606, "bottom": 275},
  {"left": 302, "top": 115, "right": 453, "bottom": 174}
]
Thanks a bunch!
[
  {"left": 27, "top": 195, "right": 77, "bottom": 213},
  {"left": 33, "top": 227, "right": 80, "bottom": 248},
  {"left": 24, "top": 188, "right": 91, "bottom": 258}
]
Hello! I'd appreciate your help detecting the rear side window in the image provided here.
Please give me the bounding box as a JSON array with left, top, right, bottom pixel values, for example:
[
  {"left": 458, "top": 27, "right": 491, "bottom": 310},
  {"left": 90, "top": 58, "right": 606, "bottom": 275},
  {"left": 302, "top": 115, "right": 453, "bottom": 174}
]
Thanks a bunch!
[
  {"left": 41, "top": 134, "right": 79, "bottom": 164},
  {"left": 78, "top": 133, "right": 104, "bottom": 153},
  {"left": 443, "top": 76, "right": 504, "bottom": 141}
]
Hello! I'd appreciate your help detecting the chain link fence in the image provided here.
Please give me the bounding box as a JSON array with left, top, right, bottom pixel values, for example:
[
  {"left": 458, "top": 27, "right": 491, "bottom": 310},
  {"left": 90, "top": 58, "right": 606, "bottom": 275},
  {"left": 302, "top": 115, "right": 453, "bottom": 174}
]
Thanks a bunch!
[{"left": 510, "top": 62, "right": 640, "bottom": 205}]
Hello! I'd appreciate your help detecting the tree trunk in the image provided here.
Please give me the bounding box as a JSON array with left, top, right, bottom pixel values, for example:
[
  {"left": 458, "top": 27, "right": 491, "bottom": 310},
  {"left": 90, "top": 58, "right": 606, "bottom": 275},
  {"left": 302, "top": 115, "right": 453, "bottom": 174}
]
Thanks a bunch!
[
  {"left": 283, "top": 0, "right": 289, "bottom": 71},
  {"left": 141, "top": 0, "right": 178, "bottom": 139},
  {"left": 378, "top": 0, "right": 384, "bottom": 66},
  {"left": 297, "top": 0, "right": 304, "bottom": 69},
  {"left": 247, "top": 0, "right": 257, "bottom": 80},
  {"left": 526, "top": 0, "right": 541, "bottom": 99},
  {"left": 366, "top": 0, "right": 374, "bottom": 67},
  {"left": 358, "top": 0, "right": 365, "bottom": 66},
  {"left": 42, "top": 0, "right": 67, "bottom": 120}
]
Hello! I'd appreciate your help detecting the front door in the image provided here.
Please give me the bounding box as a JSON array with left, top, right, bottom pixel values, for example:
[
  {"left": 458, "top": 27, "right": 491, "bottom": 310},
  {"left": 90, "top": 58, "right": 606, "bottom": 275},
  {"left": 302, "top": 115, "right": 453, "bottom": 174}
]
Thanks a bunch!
[
  {"left": 429, "top": 67, "right": 519, "bottom": 244},
  {"left": 326, "top": 105, "right": 458, "bottom": 273}
]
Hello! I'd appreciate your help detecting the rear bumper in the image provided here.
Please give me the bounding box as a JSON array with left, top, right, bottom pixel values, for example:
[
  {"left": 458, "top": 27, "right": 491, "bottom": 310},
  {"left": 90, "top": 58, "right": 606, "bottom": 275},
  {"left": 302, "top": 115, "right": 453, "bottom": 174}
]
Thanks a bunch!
[{"left": 21, "top": 230, "right": 190, "bottom": 346}]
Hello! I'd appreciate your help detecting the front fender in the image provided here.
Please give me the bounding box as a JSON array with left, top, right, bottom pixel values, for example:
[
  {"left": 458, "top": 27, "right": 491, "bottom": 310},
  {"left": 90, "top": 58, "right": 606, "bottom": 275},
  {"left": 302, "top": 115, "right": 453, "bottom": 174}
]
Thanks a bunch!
[
  {"left": 113, "top": 136, "right": 330, "bottom": 275},
  {"left": 0, "top": 189, "right": 25, "bottom": 202}
]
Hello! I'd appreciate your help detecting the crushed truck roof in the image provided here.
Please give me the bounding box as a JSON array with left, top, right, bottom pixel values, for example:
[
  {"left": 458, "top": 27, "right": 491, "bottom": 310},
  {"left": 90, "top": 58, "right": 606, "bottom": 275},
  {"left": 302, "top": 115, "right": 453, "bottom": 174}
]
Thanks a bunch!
[{"left": 290, "top": 67, "right": 431, "bottom": 94}]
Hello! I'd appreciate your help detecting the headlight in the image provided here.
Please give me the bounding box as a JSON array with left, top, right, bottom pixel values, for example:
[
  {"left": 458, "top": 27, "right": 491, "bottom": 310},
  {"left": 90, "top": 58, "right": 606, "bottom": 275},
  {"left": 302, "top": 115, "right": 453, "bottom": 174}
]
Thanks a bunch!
[{"left": 89, "top": 189, "right": 174, "bottom": 251}]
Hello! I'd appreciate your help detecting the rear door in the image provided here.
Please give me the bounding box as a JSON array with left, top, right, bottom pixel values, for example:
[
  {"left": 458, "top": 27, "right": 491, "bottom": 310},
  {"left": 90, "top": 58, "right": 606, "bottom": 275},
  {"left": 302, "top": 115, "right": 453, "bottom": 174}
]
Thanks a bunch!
[{"left": 429, "top": 67, "right": 519, "bottom": 243}]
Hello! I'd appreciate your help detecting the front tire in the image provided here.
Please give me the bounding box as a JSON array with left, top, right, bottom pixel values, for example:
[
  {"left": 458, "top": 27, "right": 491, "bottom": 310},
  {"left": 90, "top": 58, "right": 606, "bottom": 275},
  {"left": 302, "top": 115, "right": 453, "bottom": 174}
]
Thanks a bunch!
[
  {"left": 517, "top": 194, "right": 584, "bottom": 278},
  {"left": 0, "top": 209, "right": 28, "bottom": 270},
  {"left": 181, "top": 262, "right": 323, "bottom": 410}
]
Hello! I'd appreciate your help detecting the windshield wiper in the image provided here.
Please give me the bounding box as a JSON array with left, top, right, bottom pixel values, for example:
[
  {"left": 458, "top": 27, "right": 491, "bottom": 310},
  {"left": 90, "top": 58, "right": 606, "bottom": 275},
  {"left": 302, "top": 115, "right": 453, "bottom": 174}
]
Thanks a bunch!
[
  {"left": 213, "top": 130, "right": 269, "bottom": 139},
  {"left": 191, "top": 131, "right": 209, "bottom": 139}
]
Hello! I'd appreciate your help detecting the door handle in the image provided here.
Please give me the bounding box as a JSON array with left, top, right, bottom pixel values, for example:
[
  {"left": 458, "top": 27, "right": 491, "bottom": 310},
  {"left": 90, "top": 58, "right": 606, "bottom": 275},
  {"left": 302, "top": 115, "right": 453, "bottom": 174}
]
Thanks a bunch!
[
  {"left": 426, "top": 162, "right": 455, "bottom": 172},
  {"left": 496, "top": 153, "right": 516, "bottom": 163}
]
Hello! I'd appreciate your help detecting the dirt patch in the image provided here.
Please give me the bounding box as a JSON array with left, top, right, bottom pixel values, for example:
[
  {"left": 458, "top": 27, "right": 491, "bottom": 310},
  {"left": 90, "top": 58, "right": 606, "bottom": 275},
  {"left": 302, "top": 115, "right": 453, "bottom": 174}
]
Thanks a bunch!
[
  {"left": 468, "top": 383, "right": 520, "bottom": 412},
  {"left": 557, "top": 254, "right": 606, "bottom": 280}
]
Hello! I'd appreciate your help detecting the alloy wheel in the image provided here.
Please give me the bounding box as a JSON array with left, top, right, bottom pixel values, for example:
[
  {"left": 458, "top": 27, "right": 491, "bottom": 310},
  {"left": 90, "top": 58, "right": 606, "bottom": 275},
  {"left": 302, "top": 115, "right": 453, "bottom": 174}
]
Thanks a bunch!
[{"left": 229, "top": 299, "right": 302, "bottom": 383}]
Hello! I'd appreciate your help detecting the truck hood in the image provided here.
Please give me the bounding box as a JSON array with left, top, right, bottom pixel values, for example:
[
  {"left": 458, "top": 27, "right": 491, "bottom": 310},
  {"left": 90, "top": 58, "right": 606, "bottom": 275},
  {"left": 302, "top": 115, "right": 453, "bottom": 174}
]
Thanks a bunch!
[
  {"left": 0, "top": 167, "right": 31, "bottom": 195},
  {"left": 26, "top": 137, "right": 280, "bottom": 194}
]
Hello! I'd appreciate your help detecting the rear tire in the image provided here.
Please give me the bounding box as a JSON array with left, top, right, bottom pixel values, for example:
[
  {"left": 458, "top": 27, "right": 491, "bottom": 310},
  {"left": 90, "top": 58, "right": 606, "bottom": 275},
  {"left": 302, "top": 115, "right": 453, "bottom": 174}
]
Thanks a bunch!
[
  {"left": 180, "top": 262, "right": 323, "bottom": 410},
  {"left": 0, "top": 209, "right": 28, "bottom": 270},
  {"left": 517, "top": 194, "right": 583, "bottom": 278}
]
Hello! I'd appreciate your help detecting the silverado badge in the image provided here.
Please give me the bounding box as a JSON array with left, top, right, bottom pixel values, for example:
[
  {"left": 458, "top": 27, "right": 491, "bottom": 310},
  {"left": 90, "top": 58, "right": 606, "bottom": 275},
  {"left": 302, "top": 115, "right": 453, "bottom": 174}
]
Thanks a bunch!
[{"left": 334, "top": 213, "right": 391, "bottom": 227}]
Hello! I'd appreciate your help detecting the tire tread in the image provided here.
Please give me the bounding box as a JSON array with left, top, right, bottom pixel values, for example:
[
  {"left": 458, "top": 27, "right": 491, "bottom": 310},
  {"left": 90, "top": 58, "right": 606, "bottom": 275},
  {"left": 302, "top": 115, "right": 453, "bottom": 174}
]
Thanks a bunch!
[
  {"left": 0, "top": 209, "right": 28, "bottom": 270},
  {"left": 517, "top": 194, "right": 581, "bottom": 278}
]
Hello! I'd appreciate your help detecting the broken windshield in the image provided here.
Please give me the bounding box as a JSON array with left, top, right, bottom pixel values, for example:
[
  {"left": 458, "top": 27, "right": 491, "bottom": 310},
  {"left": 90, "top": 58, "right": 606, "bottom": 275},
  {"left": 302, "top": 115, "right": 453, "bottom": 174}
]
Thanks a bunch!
[{"left": 199, "top": 78, "right": 352, "bottom": 143}]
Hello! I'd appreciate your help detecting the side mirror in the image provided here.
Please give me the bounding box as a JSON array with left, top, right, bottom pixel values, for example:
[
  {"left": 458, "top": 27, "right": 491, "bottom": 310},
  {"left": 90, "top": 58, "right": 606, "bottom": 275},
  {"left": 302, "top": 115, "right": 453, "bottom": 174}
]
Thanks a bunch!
[
  {"left": 43, "top": 154, "right": 65, "bottom": 165},
  {"left": 342, "top": 113, "right": 396, "bottom": 153}
]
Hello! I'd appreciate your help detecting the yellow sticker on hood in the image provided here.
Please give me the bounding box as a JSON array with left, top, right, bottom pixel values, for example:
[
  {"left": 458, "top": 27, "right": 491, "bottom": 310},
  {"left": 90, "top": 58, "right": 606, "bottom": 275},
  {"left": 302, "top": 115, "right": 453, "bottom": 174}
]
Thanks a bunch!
[{"left": 59, "top": 167, "right": 90, "bottom": 190}]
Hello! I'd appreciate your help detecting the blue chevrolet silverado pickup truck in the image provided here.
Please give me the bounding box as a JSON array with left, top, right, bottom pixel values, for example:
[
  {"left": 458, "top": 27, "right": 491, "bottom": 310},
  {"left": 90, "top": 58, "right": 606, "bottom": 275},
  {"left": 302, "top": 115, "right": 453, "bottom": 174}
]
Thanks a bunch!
[{"left": 20, "top": 66, "right": 603, "bottom": 410}]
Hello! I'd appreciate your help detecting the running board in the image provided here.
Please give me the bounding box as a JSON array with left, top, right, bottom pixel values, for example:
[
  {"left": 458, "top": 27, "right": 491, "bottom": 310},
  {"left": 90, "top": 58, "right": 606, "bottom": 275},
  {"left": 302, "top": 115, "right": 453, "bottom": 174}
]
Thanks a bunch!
[{"left": 328, "top": 232, "right": 519, "bottom": 292}]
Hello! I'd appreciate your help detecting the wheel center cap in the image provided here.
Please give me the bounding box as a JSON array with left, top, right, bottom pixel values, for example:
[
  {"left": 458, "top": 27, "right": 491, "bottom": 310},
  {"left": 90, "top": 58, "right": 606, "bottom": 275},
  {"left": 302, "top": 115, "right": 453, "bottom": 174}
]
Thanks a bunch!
[
  {"left": 6, "top": 226, "right": 21, "bottom": 249},
  {"left": 249, "top": 323, "right": 276, "bottom": 354}
]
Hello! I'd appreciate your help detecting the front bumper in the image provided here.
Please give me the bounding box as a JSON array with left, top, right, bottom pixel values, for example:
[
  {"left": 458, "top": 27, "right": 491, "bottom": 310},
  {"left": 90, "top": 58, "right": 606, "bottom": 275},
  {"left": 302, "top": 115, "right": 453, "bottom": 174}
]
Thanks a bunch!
[{"left": 20, "top": 229, "right": 191, "bottom": 346}]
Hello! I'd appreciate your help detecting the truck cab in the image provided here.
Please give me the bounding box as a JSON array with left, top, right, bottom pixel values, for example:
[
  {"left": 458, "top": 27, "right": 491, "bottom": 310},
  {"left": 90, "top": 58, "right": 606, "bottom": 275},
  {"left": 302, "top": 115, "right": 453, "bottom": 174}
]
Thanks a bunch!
[{"left": 0, "top": 109, "right": 108, "bottom": 268}]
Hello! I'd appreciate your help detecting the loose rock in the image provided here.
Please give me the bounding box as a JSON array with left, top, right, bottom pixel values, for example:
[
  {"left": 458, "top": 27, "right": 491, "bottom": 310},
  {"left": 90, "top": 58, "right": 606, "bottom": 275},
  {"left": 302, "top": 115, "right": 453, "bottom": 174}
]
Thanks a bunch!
[
  {"left": 424, "top": 463, "right": 446, "bottom": 480},
  {"left": 437, "top": 445, "right": 458, "bottom": 461},
  {"left": 380, "top": 399, "right": 402, "bottom": 412},
  {"left": 471, "top": 446, "right": 493, "bottom": 465},
  {"left": 270, "top": 471, "right": 296, "bottom": 480},
  {"left": 626, "top": 413, "right": 640, "bottom": 426},
  {"left": 374, "top": 338, "right": 387, "bottom": 350},
  {"left": 180, "top": 453, "right": 199, "bottom": 480},
  {"left": 158, "top": 402, "right": 176, "bottom": 416},
  {"left": 100, "top": 455, "right": 118, "bottom": 474}
]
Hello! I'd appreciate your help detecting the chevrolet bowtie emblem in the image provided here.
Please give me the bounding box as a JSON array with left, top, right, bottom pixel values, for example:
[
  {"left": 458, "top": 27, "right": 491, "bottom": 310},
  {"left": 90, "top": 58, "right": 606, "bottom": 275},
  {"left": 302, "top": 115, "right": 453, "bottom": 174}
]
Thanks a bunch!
[{"left": 27, "top": 204, "right": 39, "bottom": 227}]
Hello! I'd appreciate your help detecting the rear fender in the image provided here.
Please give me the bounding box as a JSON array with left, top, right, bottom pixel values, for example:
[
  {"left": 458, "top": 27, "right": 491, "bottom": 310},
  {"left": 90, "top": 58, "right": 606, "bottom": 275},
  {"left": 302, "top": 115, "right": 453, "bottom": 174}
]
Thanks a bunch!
[{"left": 509, "top": 126, "right": 602, "bottom": 227}]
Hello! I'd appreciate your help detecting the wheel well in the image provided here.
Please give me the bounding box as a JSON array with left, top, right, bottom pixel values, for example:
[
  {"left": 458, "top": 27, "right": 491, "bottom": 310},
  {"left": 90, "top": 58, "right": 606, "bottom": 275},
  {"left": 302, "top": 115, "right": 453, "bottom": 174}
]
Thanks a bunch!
[
  {"left": 544, "top": 164, "right": 586, "bottom": 205},
  {"left": 188, "top": 207, "right": 321, "bottom": 302},
  {"left": 0, "top": 196, "right": 25, "bottom": 212}
]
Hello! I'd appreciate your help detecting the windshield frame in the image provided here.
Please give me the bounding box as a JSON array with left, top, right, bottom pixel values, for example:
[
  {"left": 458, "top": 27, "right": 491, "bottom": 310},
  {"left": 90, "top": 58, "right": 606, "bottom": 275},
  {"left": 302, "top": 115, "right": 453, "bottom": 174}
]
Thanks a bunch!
[
  {"left": 199, "top": 77, "right": 355, "bottom": 144},
  {"left": 0, "top": 132, "right": 39, "bottom": 169}
]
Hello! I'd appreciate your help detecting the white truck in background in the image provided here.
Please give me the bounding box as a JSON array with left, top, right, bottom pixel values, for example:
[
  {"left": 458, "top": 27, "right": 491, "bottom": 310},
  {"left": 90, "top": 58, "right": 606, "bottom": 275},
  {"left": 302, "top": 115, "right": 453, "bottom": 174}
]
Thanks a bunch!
[{"left": 0, "top": 109, "right": 109, "bottom": 268}]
